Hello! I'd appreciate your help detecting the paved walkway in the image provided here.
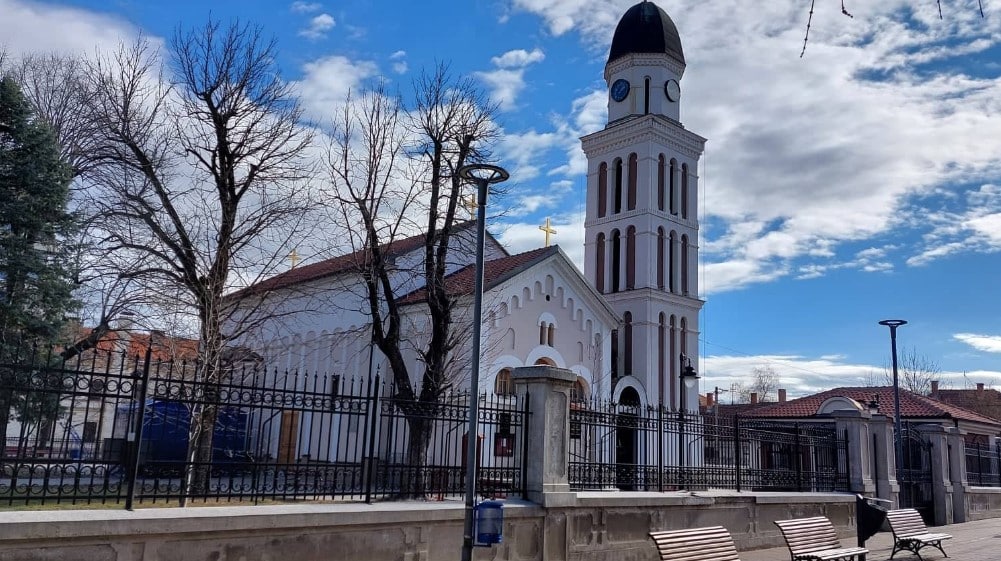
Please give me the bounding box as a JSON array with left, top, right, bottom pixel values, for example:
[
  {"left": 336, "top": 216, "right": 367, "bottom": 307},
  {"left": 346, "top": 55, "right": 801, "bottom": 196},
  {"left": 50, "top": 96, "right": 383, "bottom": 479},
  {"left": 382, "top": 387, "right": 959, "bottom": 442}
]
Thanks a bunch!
[{"left": 740, "top": 517, "right": 1000, "bottom": 561}]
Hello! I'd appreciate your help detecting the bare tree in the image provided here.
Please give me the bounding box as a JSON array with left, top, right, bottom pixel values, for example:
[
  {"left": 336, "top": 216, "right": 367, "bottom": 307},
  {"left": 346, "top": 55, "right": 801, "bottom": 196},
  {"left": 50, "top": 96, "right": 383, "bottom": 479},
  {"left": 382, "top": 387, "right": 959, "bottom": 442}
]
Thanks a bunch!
[
  {"left": 325, "top": 65, "right": 498, "bottom": 497},
  {"left": 734, "top": 365, "right": 779, "bottom": 403},
  {"left": 870, "top": 346, "right": 941, "bottom": 395},
  {"left": 80, "top": 22, "right": 315, "bottom": 496}
]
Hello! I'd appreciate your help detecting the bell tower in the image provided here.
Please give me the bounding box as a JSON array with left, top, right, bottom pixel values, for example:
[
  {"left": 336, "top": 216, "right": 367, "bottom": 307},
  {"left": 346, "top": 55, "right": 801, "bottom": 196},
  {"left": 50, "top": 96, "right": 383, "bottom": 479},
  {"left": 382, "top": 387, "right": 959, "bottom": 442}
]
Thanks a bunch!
[{"left": 582, "top": 1, "right": 706, "bottom": 411}]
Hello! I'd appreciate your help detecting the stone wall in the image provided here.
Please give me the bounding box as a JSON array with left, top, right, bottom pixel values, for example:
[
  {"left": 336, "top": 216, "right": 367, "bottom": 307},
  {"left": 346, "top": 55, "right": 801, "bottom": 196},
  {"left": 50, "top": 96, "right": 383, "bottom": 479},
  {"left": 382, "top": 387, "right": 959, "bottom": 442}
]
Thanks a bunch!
[{"left": 0, "top": 492, "right": 858, "bottom": 561}]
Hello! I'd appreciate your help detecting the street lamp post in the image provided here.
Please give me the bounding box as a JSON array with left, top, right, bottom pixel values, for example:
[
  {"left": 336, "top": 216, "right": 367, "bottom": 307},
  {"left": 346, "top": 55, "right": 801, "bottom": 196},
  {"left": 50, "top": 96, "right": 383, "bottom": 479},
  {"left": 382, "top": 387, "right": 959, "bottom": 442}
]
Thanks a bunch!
[
  {"left": 458, "top": 163, "right": 509, "bottom": 561},
  {"left": 678, "top": 353, "right": 699, "bottom": 489},
  {"left": 878, "top": 319, "right": 907, "bottom": 493}
]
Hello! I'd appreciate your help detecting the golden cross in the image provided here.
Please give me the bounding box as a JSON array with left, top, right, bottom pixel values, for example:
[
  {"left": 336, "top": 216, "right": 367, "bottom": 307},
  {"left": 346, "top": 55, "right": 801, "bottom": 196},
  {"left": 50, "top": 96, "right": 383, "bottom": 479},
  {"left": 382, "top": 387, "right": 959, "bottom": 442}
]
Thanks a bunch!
[
  {"left": 539, "top": 217, "right": 557, "bottom": 247},
  {"left": 462, "top": 195, "right": 478, "bottom": 218},
  {"left": 288, "top": 249, "right": 302, "bottom": 268}
]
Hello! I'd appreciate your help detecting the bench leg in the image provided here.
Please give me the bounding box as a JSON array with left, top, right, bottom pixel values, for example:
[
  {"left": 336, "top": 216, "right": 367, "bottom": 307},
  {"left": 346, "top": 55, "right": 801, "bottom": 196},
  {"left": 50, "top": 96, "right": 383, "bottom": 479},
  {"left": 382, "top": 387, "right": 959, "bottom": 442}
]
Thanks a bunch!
[{"left": 892, "top": 540, "right": 924, "bottom": 561}]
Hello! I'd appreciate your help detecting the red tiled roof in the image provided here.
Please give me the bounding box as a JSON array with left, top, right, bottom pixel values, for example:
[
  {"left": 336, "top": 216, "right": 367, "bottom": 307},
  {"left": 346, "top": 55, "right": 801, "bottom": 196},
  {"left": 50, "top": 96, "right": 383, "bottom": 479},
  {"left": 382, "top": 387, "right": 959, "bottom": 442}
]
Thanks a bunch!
[
  {"left": 396, "top": 245, "right": 559, "bottom": 305},
  {"left": 744, "top": 386, "right": 1001, "bottom": 427},
  {"left": 65, "top": 327, "right": 200, "bottom": 361},
  {"left": 934, "top": 388, "right": 1001, "bottom": 422},
  {"left": 228, "top": 222, "right": 488, "bottom": 298}
]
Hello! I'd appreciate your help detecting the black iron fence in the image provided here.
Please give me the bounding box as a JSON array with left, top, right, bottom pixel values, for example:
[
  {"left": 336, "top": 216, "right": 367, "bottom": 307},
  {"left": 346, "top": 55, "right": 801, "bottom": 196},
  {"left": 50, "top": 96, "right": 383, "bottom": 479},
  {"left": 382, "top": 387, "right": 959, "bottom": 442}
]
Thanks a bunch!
[
  {"left": 0, "top": 341, "right": 527, "bottom": 507},
  {"left": 966, "top": 441, "right": 1001, "bottom": 487},
  {"left": 568, "top": 400, "right": 850, "bottom": 492}
]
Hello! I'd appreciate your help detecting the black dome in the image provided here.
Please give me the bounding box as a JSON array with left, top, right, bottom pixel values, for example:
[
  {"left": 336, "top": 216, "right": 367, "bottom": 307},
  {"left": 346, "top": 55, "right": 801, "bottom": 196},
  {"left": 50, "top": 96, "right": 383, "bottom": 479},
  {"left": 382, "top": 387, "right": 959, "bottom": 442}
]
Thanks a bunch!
[{"left": 607, "top": 1, "right": 685, "bottom": 66}]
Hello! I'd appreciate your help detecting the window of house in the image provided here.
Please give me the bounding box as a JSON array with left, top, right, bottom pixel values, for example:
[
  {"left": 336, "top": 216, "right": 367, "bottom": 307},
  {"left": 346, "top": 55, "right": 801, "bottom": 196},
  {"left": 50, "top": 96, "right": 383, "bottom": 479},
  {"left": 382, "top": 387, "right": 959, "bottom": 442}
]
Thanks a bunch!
[
  {"left": 624, "top": 312, "right": 633, "bottom": 376},
  {"left": 625, "top": 226, "right": 636, "bottom": 290},
  {"left": 611, "top": 229, "right": 621, "bottom": 292},
  {"left": 681, "top": 163, "right": 689, "bottom": 219},
  {"left": 494, "top": 368, "right": 514, "bottom": 396},
  {"left": 627, "top": 153, "right": 637, "bottom": 211},
  {"left": 614, "top": 159, "right": 623, "bottom": 214},
  {"left": 669, "top": 158, "right": 678, "bottom": 215},
  {"left": 598, "top": 162, "right": 608, "bottom": 218},
  {"left": 595, "top": 232, "right": 606, "bottom": 293}
]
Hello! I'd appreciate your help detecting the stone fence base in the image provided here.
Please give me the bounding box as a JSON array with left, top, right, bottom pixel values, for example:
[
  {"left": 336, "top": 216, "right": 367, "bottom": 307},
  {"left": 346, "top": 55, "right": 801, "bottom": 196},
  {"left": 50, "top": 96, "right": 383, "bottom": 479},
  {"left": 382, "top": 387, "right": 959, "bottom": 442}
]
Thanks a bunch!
[{"left": 0, "top": 492, "right": 859, "bottom": 561}]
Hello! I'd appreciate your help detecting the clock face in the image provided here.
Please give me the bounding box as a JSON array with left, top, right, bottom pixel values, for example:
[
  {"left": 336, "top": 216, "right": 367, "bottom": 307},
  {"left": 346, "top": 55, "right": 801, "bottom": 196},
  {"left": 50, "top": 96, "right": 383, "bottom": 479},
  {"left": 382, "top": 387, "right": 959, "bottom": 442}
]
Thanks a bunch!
[
  {"left": 665, "top": 79, "right": 681, "bottom": 102},
  {"left": 610, "top": 79, "right": 630, "bottom": 102}
]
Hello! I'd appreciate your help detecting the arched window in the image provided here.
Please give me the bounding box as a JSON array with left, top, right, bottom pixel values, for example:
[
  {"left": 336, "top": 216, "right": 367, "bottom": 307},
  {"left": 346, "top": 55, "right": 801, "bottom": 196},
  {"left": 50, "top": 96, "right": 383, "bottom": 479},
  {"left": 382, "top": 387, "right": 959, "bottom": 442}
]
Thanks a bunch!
[
  {"left": 681, "top": 163, "right": 689, "bottom": 219},
  {"left": 627, "top": 153, "right": 637, "bottom": 211},
  {"left": 595, "top": 233, "right": 606, "bottom": 293},
  {"left": 611, "top": 229, "right": 621, "bottom": 293},
  {"left": 547, "top": 324, "right": 555, "bottom": 347},
  {"left": 494, "top": 368, "right": 513, "bottom": 396},
  {"left": 623, "top": 312, "right": 633, "bottom": 376},
  {"left": 669, "top": 230, "right": 677, "bottom": 293},
  {"left": 571, "top": 377, "right": 588, "bottom": 402},
  {"left": 539, "top": 322, "right": 547, "bottom": 345},
  {"left": 614, "top": 158, "right": 623, "bottom": 214},
  {"left": 597, "top": 162, "right": 607, "bottom": 218},
  {"left": 610, "top": 329, "right": 619, "bottom": 380},
  {"left": 643, "top": 77, "right": 651, "bottom": 115},
  {"left": 625, "top": 226, "right": 636, "bottom": 290},
  {"left": 658, "top": 313, "right": 666, "bottom": 403},
  {"left": 681, "top": 234, "right": 689, "bottom": 295},
  {"left": 657, "top": 154, "right": 666, "bottom": 211},
  {"left": 657, "top": 227, "right": 665, "bottom": 289},
  {"left": 669, "top": 158, "right": 678, "bottom": 215},
  {"left": 669, "top": 315, "right": 677, "bottom": 405},
  {"left": 680, "top": 316, "right": 688, "bottom": 361}
]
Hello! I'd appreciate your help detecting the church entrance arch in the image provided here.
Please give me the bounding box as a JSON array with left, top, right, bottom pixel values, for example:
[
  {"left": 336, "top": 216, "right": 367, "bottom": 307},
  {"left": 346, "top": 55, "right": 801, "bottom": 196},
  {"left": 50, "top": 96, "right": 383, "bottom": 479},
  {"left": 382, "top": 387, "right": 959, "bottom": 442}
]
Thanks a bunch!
[{"left": 616, "top": 386, "right": 641, "bottom": 490}]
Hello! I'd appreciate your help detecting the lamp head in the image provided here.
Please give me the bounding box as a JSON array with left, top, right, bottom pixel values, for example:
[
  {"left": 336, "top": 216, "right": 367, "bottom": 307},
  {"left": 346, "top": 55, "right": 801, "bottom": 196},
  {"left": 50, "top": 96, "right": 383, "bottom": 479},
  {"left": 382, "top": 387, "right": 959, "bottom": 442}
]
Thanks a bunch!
[{"left": 878, "top": 319, "right": 907, "bottom": 329}]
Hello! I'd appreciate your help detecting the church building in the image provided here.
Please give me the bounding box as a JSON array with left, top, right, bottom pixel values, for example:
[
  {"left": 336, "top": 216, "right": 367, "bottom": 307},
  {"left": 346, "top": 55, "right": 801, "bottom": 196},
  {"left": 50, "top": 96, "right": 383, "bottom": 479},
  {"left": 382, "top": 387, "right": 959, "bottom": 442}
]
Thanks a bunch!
[{"left": 236, "top": 0, "right": 704, "bottom": 421}]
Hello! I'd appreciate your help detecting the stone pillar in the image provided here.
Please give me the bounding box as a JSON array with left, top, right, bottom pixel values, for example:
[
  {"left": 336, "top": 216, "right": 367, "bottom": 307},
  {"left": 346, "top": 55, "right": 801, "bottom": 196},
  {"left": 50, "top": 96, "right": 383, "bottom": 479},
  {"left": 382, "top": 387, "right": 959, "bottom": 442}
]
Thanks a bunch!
[
  {"left": 869, "top": 414, "right": 899, "bottom": 506},
  {"left": 919, "top": 425, "right": 953, "bottom": 526},
  {"left": 512, "top": 365, "right": 575, "bottom": 507},
  {"left": 946, "top": 427, "right": 968, "bottom": 523},
  {"left": 832, "top": 410, "right": 875, "bottom": 495}
]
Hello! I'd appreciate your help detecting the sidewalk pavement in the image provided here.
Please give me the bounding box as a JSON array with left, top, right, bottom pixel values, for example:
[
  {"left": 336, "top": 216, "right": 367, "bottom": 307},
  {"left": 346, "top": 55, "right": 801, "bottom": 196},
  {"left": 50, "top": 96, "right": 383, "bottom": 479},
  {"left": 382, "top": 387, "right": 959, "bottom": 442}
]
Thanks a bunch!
[{"left": 739, "top": 516, "right": 1001, "bottom": 561}]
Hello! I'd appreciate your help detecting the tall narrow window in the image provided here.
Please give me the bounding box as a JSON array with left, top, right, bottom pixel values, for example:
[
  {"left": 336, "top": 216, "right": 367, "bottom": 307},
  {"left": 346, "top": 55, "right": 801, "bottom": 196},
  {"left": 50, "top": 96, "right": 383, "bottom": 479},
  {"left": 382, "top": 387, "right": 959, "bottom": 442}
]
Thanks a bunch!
[
  {"left": 547, "top": 324, "right": 555, "bottom": 347},
  {"left": 611, "top": 229, "right": 621, "bottom": 293},
  {"left": 614, "top": 159, "right": 623, "bottom": 214},
  {"left": 681, "top": 163, "right": 689, "bottom": 219},
  {"left": 598, "top": 162, "right": 608, "bottom": 218},
  {"left": 657, "top": 155, "right": 666, "bottom": 211},
  {"left": 539, "top": 323, "right": 547, "bottom": 345},
  {"left": 680, "top": 317, "right": 688, "bottom": 360},
  {"left": 681, "top": 234, "right": 689, "bottom": 294},
  {"left": 669, "top": 315, "right": 677, "bottom": 406},
  {"left": 644, "top": 77, "right": 650, "bottom": 115},
  {"left": 627, "top": 153, "right": 637, "bottom": 211},
  {"left": 669, "top": 230, "right": 677, "bottom": 293},
  {"left": 658, "top": 313, "right": 666, "bottom": 404},
  {"left": 669, "top": 158, "right": 678, "bottom": 215},
  {"left": 623, "top": 312, "right": 633, "bottom": 376},
  {"left": 625, "top": 226, "right": 636, "bottom": 289},
  {"left": 657, "top": 227, "right": 665, "bottom": 289},
  {"left": 610, "top": 329, "right": 619, "bottom": 380},
  {"left": 595, "top": 233, "right": 606, "bottom": 293}
]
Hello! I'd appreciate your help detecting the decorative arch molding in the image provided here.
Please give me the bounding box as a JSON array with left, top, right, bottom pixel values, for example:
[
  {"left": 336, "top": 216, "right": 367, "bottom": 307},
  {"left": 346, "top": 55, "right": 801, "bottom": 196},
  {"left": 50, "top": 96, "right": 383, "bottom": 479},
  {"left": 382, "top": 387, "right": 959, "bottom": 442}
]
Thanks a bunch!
[
  {"left": 538, "top": 312, "right": 558, "bottom": 328},
  {"left": 611, "top": 376, "right": 648, "bottom": 408},
  {"left": 526, "top": 346, "right": 567, "bottom": 368},
  {"left": 818, "top": 396, "right": 864, "bottom": 415},
  {"left": 496, "top": 271, "right": 610, "bottom": 342}
]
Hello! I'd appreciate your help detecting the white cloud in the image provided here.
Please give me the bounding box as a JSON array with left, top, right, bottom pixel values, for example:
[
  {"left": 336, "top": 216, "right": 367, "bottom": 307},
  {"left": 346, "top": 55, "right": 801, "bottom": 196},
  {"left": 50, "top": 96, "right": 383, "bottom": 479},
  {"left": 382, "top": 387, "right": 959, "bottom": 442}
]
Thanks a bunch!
[
  {"left": 954, "top": 333, "right": 1001, "bottom": 354},
  {"left": 293, "top": 56, "right": 379, "bottom": 122},
  {"left": 290, "top": 1, "right": 322, "bottom": 13},
  {"left": 299, "top": 13, "right": 335, "bottom": 40},
  {"left": 491, "top": 48, "right": 545, "bottom": 69},
  {"left": 497, "top": 212, "right": 586, "bottom": 269},
  {"left": 0, "top": 0, "right": 144, "bottom": 56},
  {"left": 476, "top": 48, "right": 546, "bottom": 111}
]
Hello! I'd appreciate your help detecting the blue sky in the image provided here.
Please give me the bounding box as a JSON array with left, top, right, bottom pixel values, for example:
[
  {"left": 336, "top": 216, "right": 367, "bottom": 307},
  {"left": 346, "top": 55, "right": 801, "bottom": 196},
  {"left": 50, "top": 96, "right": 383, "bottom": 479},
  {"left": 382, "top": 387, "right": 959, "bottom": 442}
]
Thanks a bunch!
[{"left": 3, "top": 0, "right": 1001, "bottom": 397}]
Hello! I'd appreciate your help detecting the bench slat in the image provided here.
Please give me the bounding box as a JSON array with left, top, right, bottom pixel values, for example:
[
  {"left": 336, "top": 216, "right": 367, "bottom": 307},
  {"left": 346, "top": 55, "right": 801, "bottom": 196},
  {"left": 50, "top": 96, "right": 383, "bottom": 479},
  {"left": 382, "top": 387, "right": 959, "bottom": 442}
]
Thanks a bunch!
[
  {"left": 649, "top": 526, "right": 742, "bottom": 561},
  {"left": 775, "top": 517, "right": 867, "bottom": 561}
]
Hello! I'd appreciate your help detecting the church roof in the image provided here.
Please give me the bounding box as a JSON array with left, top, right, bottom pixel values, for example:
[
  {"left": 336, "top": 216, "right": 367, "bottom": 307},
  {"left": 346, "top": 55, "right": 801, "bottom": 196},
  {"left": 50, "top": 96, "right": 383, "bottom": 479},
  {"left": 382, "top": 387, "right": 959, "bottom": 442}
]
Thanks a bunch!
[
  {"left": 229, "top": 221, "right": 488, "bottom": 298},
  {"left": 396, "top": 245, "right": 559, "bottom": 305},
  {"left": 743, "top": 386, "right": 1001, "bottom": 427},
  {"left": 607, "top": 1, "right": 685, "bottom": 66}
]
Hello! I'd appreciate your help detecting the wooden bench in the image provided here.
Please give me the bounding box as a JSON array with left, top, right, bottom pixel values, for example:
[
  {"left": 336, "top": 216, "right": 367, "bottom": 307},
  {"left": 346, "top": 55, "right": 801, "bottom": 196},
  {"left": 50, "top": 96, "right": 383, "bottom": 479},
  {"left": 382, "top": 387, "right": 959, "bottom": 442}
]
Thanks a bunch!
[
  {"left": 774, "top": 517, "right": 868, "bottom": 561},
  {"left": 648, "top": 526, "right": 742, "bottom": 561},
  {"left": 886, "top": 508, "right": 952, "bottom": 560}
]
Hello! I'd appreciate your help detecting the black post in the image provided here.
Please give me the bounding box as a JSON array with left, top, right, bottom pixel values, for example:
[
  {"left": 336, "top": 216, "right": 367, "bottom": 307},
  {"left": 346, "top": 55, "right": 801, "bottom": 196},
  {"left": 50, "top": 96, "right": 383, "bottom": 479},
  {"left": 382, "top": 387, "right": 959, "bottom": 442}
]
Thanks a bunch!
[
  {"left": 364, "top": 374, "right": 381, "bottom": 504},
  {"left": 125, "top": 345, "right": 152, "bottom": 511},
  {"left": 795, "top": 423, "right": 803, "bottom": 492},
  {"left": 879, "top": 319, "right": 907, "bottom": 486},
  {"left": 521, "top": 393, "right": 530, "bottom": 499},
  {"left": 657, "top": 404, "right": 664, "bottom": 492},
  {"left": 734, "top": 416, "right": 742, "bottom": 492}
]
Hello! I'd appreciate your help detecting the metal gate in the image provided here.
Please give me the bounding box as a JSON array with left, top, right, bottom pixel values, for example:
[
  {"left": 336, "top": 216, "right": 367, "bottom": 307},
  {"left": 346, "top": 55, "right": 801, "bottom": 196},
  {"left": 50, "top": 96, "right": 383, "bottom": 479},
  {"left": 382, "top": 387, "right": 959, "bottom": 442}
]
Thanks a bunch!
[{"left": 898, "top": 425, "right": 934, "bottom": 523}]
